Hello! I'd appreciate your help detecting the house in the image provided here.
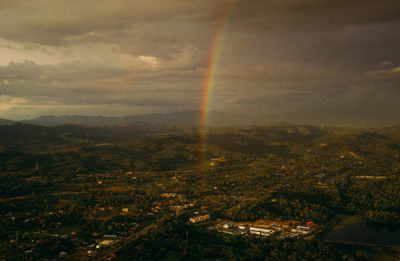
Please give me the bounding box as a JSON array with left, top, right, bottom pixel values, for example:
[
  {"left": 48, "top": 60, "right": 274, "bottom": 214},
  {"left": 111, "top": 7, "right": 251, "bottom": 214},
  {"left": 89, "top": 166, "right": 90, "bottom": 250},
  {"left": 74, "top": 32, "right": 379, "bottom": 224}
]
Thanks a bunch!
[{"left": 189, "top": 214, "right": 210, "bottom": 223}]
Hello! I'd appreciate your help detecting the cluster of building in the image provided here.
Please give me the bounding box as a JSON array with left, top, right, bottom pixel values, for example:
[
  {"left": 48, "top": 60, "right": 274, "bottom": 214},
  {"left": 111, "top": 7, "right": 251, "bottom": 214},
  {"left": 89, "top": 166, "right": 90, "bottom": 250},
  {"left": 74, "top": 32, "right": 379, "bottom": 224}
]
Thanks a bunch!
[
  {"left": 148, "top": 193, "right": 195, "bottom": 215},
  {"left": 212, "top": 220, "right": 318, "bottom": 238}
]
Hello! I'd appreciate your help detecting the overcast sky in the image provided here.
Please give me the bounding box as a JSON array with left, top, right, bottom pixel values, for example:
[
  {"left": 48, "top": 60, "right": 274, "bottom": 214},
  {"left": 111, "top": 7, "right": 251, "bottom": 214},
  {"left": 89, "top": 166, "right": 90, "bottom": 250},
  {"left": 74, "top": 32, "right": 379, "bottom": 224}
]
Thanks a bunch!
[{"left": 1, "top": 0, "right": 400, "bottom": 120}]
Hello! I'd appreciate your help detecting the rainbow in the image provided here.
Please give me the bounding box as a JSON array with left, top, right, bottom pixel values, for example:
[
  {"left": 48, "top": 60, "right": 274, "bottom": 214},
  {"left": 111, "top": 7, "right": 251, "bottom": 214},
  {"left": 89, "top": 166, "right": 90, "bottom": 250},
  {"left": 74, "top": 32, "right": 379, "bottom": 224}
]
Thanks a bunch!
[{"left": 198, "top": 0, "right": 236, "bottom": 172}]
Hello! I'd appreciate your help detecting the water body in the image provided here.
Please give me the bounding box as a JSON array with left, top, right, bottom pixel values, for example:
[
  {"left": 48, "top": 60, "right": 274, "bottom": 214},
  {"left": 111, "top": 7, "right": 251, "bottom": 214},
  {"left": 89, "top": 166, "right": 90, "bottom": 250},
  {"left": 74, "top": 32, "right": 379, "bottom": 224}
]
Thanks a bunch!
[{"left": 324, "top": 220, "right": 400, "bottom": 246}]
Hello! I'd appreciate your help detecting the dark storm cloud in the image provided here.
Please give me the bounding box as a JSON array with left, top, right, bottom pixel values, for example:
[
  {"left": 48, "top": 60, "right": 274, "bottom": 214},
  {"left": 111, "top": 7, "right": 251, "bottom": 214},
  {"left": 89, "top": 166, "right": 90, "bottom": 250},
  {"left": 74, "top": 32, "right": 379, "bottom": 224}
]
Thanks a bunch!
[
  {"left": 230, "top": 0, "right": 400, "bottom": 29},
  {"left": 0, "top": 0, "right": 221, "bottom": 45},
  {"left": 0, "top": 0, "right": 400, "bottom": 120}
]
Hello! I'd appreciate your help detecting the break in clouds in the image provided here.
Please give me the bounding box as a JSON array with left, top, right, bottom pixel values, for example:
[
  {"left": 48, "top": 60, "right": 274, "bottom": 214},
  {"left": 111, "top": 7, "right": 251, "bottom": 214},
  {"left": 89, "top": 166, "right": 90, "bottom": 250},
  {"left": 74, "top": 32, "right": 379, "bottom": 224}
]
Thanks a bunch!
[{"left": 1, "top": 0, "right": 400, "bottom": 120}]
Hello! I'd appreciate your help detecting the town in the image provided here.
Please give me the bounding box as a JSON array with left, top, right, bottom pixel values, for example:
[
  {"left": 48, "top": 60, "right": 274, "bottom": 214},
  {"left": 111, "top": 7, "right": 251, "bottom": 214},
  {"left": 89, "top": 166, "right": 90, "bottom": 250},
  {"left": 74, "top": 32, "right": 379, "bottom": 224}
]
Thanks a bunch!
[{"left": 1, "top": 123, "right": 400, "bottom": 260}]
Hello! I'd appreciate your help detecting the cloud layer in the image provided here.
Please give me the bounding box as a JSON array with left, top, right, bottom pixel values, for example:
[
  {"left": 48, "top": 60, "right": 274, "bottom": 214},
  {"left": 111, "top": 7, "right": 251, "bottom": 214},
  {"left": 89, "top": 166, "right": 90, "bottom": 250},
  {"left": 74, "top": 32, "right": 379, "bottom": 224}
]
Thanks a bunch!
[{"left": 1, "top": 0, "right": 400, "bottom": 120}]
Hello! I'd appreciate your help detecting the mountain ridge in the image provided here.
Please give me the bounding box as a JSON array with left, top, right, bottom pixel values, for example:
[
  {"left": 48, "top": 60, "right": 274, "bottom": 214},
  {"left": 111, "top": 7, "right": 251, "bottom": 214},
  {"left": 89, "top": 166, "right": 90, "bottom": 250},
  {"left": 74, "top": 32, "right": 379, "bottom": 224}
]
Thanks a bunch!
[{"left": 1, "top": 109, "right": 399, "bottom": 127}]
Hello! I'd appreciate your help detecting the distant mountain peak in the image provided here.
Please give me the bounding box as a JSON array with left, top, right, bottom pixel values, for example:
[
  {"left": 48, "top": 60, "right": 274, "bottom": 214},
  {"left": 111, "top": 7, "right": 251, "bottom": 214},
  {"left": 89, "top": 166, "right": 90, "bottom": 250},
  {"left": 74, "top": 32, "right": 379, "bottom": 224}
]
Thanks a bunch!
[{"left": 0, "top": 118, "right": 15, "bottom": 126}]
